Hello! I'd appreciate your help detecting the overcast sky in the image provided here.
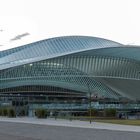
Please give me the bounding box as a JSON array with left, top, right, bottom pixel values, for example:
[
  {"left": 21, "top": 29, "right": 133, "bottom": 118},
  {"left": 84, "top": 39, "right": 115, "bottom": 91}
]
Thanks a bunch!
[{"left": 0, "top": 0, "right": 140, "bottom": 51}]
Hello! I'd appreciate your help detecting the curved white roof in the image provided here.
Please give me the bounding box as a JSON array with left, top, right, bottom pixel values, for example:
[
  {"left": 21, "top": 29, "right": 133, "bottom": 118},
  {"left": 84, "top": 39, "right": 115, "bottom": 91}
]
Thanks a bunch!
[{"left": 0, "top": 36, "right": 121, "bottom": 70}]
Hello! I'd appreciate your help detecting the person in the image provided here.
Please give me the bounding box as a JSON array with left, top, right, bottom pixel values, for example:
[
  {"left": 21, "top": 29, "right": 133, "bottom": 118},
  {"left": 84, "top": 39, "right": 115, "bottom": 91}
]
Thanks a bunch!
[{"left": 119, "top": 113, "right": 122, "bottom": 119}]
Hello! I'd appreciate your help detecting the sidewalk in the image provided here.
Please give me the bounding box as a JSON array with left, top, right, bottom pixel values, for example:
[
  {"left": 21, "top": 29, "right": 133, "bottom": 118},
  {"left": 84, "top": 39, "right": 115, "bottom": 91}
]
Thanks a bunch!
[{"left": 0, "top": 117, "right": 140, "bottom": 132}]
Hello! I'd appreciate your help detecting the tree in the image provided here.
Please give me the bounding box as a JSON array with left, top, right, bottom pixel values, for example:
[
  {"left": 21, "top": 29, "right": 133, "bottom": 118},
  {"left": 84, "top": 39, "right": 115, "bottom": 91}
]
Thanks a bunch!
[
  {"left": 2, "top": 108, "right": 8, "bottom": 116},
  {"left": 104, "top": 108, "right": 116, "bottom": 117},
  {"left": 35, "top": 109, "right": 47, "bottom": 118},
  {"left": 88, "top": 108, "right": 98, "bottom": 116},
  {"left": 8, "top": 108, "right": 16, "bottom": 117}
]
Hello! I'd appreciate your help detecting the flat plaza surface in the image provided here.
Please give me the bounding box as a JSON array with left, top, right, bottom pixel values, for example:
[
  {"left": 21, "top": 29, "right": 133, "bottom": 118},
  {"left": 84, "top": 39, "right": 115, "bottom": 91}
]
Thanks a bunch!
[{"left": 0, "top": 118, "right": 140, "bottom": 140}]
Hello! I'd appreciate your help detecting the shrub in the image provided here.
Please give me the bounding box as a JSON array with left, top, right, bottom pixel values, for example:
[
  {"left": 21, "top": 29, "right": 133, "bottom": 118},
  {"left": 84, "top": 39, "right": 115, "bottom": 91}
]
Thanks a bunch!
[
  {"left": 88, "top": 108, "right": 98, "bottom": 116},
  {"left": 104, "top": 108, "right": 116, "bottom": 117},
  {"left": 20, "top": 109, "right": 26, "bottom": 116},
  {"left": 0, "top": 108, "right": 2, "bottom": 116},
  {"left": 2, "top": 108, "right": 8, "bottom": 116},
  {"left": 8, "top": 108, "right": 16, "bottom": 117},
  {"left": 35, "top": 109, "right": 47, "bottom": 118}
]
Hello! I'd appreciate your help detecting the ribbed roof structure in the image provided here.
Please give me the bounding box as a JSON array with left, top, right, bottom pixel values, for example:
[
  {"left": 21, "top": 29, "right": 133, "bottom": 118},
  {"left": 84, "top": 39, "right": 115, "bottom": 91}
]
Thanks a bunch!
[{"left": 0, "top": 36, "right": 121, "bottom": 70}]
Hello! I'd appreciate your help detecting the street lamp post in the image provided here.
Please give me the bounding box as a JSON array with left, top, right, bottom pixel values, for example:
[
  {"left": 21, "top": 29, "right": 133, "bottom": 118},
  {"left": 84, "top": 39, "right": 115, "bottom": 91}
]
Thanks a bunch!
[
  {"left": 87, "top": 84, "right": 92, "bottom": 124},
  {"left": 89, "top": 90, "right": 92, "bottom": 124}
]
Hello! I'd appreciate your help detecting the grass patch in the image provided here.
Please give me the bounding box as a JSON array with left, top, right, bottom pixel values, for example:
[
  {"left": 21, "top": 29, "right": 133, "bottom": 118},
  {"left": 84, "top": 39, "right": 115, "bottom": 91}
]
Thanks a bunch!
[{"left": 94, "top": 119, "right": 140, "bottom": 126}]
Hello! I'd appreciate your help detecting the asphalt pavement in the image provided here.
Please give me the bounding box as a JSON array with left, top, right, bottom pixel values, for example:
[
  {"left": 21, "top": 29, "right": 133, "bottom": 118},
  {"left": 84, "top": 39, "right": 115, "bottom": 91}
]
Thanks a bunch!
[{"left": 0, "top": 121, "right": 140, "bottom": 140}]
